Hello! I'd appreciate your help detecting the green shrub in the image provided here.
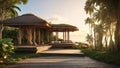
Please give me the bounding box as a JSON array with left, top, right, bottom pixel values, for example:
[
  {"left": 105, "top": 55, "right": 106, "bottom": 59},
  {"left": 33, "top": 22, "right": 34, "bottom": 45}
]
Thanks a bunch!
[
  {"left": 0, "top": 38, "right": 14, "bottom": 62},
  {"left": 2, "top": 29, "right": 18, "bottom": 44},
  {"left": 82, "top": 48, "right": 120, "bottom": 65}
]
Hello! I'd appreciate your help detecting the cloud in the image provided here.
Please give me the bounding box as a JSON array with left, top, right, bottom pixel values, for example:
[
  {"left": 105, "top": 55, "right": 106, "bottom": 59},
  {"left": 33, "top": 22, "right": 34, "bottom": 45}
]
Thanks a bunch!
[{"left": 46, "top": 14, "right": 69, "bottom": 24}]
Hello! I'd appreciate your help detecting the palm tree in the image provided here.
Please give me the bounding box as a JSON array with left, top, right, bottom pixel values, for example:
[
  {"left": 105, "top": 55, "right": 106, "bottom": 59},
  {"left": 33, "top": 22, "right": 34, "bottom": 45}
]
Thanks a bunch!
[
  {"left": 0, "top": 0, "right": 28, "bottom": 38},
  {"left": 85, "top": 17, "right": 94, "bottom": 34},
  {"left": 86, "top": 34, "right": 93, "bottom": 48},
  {"left": 115, "top": 0, "right": 120, "bottom": 53},
  {"left": 85, "top": 0, "right": 120, "bottom": 53},
  {"left": 95, "top": 24, "right": 105, "bottom": 50}
]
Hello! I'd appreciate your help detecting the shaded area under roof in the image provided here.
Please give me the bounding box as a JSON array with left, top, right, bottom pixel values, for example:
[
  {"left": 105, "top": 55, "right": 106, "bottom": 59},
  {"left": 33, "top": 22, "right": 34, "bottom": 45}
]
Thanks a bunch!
[
  {"left": 1, "top": 14, "right": 51, "bottom": 28},
  {"left": 52, "top": 24, "right": 79, "bottom": 32}
]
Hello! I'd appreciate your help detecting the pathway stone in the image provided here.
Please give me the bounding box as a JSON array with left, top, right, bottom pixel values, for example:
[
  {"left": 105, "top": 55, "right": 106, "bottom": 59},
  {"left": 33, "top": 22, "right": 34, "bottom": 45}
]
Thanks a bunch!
[
  {"left": 40, "top": 49, "right": 85, "bottom": 57},
  {"left": 6, "top": 49, "right": 120, "bottom": 68},
  {"left": 6, "top": 56, "right": 119, "bottom": 68}
]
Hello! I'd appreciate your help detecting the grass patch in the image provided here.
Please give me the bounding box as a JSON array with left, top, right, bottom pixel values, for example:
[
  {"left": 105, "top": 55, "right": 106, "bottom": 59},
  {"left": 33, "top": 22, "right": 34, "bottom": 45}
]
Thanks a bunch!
[
  {"left": 0, "top": 53, "right": 43, "bottom": 68},
  {"left": 82, "top": 48, "right": 120, "bottom": 66}
]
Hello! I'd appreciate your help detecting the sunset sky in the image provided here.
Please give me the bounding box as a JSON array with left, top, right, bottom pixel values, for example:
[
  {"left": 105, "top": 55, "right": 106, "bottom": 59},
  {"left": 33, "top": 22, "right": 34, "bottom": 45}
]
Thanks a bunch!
[{"left": 18, "top": 0, "right": 89, "bottom": 42}]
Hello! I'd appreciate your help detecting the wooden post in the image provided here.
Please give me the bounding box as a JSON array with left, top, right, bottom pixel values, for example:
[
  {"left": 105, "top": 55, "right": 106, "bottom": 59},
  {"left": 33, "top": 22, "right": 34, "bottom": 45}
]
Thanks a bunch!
[
  {"left": 67, "top": 31, "right": 70, "bottom": 43},
  {"left": 41, "top": 30, "right": 44, "bottom": 44},
  {"left": 47, "top": 31, "right": 50, "bottom": 43},
  {"left": 49, "top": 31, "right": 52, "bottom": 43},
  {"left": 56, "top": 32, "right": 58, "bottom": 41},
  {"left": 33, "top": 27, "right": 37, "bottom": 45},
  {"left": 42, "top": 30, "right": 44, "bottom": 44},
  {"left": 38, "top": 29, "right": 41, "bottom": 44},
  {"left": 26, "top": 27, "right": 33, "bottom": 45},
  {"left": 18, "top": 27, "right": 22, "bottom": 45},
  {"left": 65, "top": 31, "right": 66, "bottom": 42},
  {"left": 63, "top": 32, "right": 65, "bottom": 41}
]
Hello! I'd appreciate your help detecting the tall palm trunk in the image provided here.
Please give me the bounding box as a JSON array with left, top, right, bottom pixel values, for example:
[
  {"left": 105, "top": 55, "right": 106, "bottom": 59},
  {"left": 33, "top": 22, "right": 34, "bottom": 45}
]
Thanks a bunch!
[
  {"left": 99, "top": 33, "right": 103, "bottom": 50},
  {"left": 93, "top": 24, "right": 97, "bottom": 49},
  {"left": 115, "top": 0, "right": 120, "bottom": 53},
  {"left": 0, "top": 9, "right": 5, "bottom": 39},
  {"left": 109, "top": 27, "right": 114, "bottom": 52},
  {"left": 105, "top": 35, "right": 108, "bottom": 48}
]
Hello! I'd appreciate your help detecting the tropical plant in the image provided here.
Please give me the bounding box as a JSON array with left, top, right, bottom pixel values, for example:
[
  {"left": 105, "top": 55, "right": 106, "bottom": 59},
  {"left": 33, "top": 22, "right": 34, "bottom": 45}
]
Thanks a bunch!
[
  {"left": 84, "top": 0, "right": 120, "bottom": 53},
  {"left": 0, "top": 38, "right": 14, "bottom": 62},
  {"left": 86, "top": 34, "right": 93, "bottom": 48},
  {"left": 0, "top": 0, "right": 28, "bottom": 38},
  {"left": 2, "top": 28, "right": 18, "bottom": 44}
]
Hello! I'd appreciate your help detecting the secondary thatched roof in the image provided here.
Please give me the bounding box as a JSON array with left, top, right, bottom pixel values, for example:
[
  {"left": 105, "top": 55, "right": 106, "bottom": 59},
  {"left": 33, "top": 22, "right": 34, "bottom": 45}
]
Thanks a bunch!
[
  {"left": 1, "top": 14, "right": 51, "bottom": 28},
  {"left": 1, "top": 14, "right": 79, "bottom": 31},
  {"left": 52, "top": 24, "right": 79, "bottom": 32}
]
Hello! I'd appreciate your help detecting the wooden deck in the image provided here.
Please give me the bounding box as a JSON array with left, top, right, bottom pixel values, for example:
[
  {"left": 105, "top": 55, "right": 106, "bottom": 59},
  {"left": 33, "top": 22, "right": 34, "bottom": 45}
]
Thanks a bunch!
[
  {"left": 14, "top": 45, "right": 52, "bottom": 53},
  {"left": 14, "top": 43, "right": 75, "bottom": 53},
  {"left": 39, "top": 49, "right": 84, "bottom": 57},
  {"left": 49, "top": 43, "right": 74, "bottom": 48}
]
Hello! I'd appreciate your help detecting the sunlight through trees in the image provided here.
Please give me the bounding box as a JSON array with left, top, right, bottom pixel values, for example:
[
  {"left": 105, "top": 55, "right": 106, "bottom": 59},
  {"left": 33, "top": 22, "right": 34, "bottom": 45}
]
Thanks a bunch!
[{"left": 84, "top": 0, "right": 120, "bottom": 54}]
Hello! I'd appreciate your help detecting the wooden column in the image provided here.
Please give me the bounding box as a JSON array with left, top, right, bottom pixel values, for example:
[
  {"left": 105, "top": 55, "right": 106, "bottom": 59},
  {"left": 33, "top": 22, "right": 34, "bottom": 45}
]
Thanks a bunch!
[
  {"left": 18, "top": 27, "right": 22, "bottom": 45},
  {"left": 38, "top": 29, "right": 41, "bottom": 44},
  {"left": 26, "top": 27, "right": 33, "bottom": 45},
  {"left": 63, "top": 32, "right": 65, "bottom": 41},
  {"left": 56, "top": 32, "right": 58, "bottom": 41},
  {"left": 47, "top": 31, "right": 50, "bottom": 43},
  {"left": 42, "top": 30, "right": 44, "bottom": 44},
  {"left": 49, "top": 31, "right": 53, "bottom": 43},
  {"left": 67, "top": 31, "right": 70, "bottom": 42},
  {"left": 65, "top": 31, "right": 66, "bottom": 42},
  {"left": 41, "top": 30, "right": 43, "bottom": 43},
  {"left": 33, "top": 27, "right": 37, "bottom": 45}
]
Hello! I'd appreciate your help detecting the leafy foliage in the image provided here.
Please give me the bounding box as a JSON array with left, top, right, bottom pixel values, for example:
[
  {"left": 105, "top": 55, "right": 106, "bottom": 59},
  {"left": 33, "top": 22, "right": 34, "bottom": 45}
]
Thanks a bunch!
[
  {"left": 2, "top": 28, "right": 18, "bottom": 44},
  {"left": 82, "top": 48, "right": 120, "bottom": 65},
  {"left": 0, "top": 0, "right": 28, "bottom": 20},
  {"left": 0, "top": 38, "right": 14, "bottom": 62},
  {"left": 85, "top": 0, "right": 119, "bottom": 53}
]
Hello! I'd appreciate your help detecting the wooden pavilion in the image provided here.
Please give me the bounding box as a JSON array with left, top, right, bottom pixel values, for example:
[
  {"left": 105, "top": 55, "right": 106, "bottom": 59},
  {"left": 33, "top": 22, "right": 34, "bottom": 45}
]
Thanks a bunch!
[
  {"left": 52, "top": 24, "right": 78, "bottom": 42},
  {"left": 1, "top": 14, "right": 52, "bottom": 45},
  {"left": 1, "top": 14, "right": 78, "bottom": 52}
]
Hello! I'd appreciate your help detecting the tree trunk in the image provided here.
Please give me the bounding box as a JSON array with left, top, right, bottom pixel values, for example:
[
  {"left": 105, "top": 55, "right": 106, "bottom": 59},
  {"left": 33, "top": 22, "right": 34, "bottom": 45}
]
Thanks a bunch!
[
  {"left": 115, "top": 0, "right": 120, "bottom": 53},
  {"left": 99, "top": 33, "right": 103, "bottom": 50},
  {"left": 0, "top": 10, "right": 5, "bottom": 39},
  {"left": 105, "top": 36, "right": 108, "bottom": 48},
  {"left": 109, "top": 26, "right": 115, "bottom": 52},
  {"left": 0, "top": 25, "right": 4, "bottom": 38}
]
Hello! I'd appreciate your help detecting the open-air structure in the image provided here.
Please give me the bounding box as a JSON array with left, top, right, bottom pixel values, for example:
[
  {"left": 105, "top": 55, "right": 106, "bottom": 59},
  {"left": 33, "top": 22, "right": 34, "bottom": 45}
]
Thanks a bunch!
[
  {"left": 2, "top": 14, "right": 52, "bottom": 45},
  {"left": 52, "top": 24, "right": 78, "bottom": 42},
  {"left": 1, "top": 14, "right": 78, "bottom": 52}
]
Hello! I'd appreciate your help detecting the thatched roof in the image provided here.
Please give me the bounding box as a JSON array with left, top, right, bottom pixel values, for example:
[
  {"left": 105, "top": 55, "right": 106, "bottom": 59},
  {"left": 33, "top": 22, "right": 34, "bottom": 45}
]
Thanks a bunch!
[
  {"left": 1, "top": 14, "right": 78, "bottom": 31},
  {"left": 1, "top": 14, "right": 51, "bottom": 28},
  {"left": 52, "top": 24, "right": 79, "bottom": 32}
]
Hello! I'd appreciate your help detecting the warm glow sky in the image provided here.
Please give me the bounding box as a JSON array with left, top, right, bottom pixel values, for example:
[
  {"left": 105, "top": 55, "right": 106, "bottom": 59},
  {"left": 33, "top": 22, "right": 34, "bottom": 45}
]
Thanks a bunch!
[{"left": 18, "top": 0, "right": 89, "bottom": 42}]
